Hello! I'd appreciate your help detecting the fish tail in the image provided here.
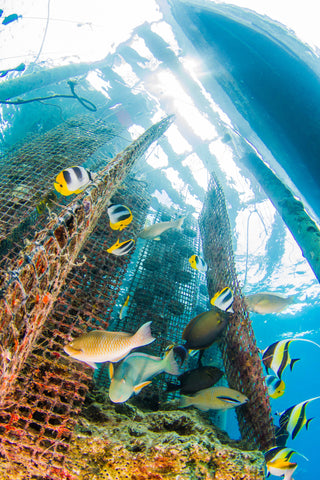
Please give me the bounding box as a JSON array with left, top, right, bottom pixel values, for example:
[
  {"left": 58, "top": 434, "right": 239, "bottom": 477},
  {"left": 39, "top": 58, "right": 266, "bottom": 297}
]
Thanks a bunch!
[
  {"left": 133, "top": 321, "right": 155, "bottom": 348},
  {"left": 163, "top": 348, "right": 181, "bottom": 375},
  {"left": 180, "top": 395, "right": 192, "bottom": 408},
  {"left": 290, "top": 358, "right": 300, "bottom": 371},
  {"left": 306, "top": 417, "right": 314, "bottom": 430},
  {"left": 175, "top": 216, "right": 186, "bottom": 230}
]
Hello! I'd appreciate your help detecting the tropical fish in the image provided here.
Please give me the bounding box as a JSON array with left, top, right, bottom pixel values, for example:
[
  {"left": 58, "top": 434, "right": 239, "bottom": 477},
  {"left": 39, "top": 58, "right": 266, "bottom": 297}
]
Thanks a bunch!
[
  {"left": 54, "top": 166, "right": 95, "bottom": 196},
  {"left": 189, "top": 254, "right": 207, "bottom": 273},
  {"left": 109, "top": 348, "right": 180, "bottom": 403},
  {"left": 245, "top": 292, "right": 295, "bottom": 314},
  {"left": 210, "top": 287, "right": 234, "bottom": 313},
  {"left": 138, "top": 216, "right": 185, "bottom": 240},
  {"left": 180, "top": 386, "right": 248, "bottom": 411},
  {"left": 261, "top": 338, "right": 320, "bottom": 379},
  {"left": 2, "top": 14, "right": 22, "bottom": 25},
  {"left": 119, "top": 295, "right": 130, "bottom": 320},
  {"left": 63, "top": 321, "right": 155, "bottom": 368},
  {"left": 265, "top": 446, "right": 307, "bottom": 464},
  {"left": 265, "top": 374, "right": 285, "bottom": 399},
  {"left": 276, "top": 396, "right": 320, "bottom": 440},
  {"left": 107, "top": 238, "right": 135, "bottom": 256},
  {"left": 107, "top": 204, "right": 132, "bottom": 231},
  {"left": 0, "top": 62, "right": 25, "bottom": 78},
  {"left": 266, "top": 459, "right": 297, "bottom": 480},
  {"left": 182, "top": 307, "right": 231, "bottom": 350},
  {"left": 35, "top": 191, "right": 57, "bottom": 215},
  {"left": 166, "top": 365, "right": 224, "bottom": 395}
]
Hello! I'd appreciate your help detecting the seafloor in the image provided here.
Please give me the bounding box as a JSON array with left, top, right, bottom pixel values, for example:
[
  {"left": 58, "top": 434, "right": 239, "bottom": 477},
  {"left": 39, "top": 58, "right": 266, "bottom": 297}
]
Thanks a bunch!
[{"left": 66, "top": 387, "right": 265, "bottom": 480}]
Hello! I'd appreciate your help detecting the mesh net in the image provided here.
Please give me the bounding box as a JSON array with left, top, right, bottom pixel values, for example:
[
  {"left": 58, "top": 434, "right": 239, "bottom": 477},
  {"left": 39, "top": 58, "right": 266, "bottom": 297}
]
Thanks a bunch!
[{"left": 199, "top": 173, "right": 275, "bottom": 451}]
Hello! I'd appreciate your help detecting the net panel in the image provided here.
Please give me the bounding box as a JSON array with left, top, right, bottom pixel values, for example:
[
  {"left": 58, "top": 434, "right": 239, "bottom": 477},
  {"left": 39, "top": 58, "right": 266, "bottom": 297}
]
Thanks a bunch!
[
  {"left": 199, "top": 173, "right": 275, "bottom": 450},
  {"left": 0, "top": 178, "right": 150, "bottom": 479},
  {"left": 0, "top": 115, "right": 173, "bottom": 406}
]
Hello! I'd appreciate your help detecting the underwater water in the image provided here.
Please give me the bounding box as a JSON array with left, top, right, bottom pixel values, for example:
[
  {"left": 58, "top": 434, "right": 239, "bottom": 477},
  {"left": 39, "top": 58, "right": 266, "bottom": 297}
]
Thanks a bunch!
[{"left": 1, "top": 1, "right": 320, "bottom": 479}]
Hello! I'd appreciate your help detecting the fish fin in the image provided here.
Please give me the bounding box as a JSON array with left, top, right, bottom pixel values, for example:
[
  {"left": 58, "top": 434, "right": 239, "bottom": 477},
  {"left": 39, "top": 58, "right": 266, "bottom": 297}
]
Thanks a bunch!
[
  {"left": 153, "top": 237, "right": 161, "bottom": 241},
  {"left": 306, "top": 417, "right": 314, "bottom": 430},
  {"left": 290, "top": 358, "right": 300, "bottom": 371},
  {"left": 134, "top": 381, "right": 152, "bottom": 393},
  {"left": 109, "top": 362, "right": 114, "bottom": 379},
  {"left": 180, "top": 395, "right": 192, "bottom": 408},
  {"left": 163, "top": 347, "right": 181, "bottom": 376},
  {"left": 85, "top": 361, "right": 97, "bottom": 369},
  {"left": 133, "top": 321, "right": 155, "bottom": 348},
  {"left": 226, "top": 306, "right": 234, "bottom": 313}
]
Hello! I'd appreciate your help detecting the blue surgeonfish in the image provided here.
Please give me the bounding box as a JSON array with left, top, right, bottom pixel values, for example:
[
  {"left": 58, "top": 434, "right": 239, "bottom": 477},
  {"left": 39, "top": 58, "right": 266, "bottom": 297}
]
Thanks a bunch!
[
  {"left": 189, "top": 254, "right": 207, "bottom": 273},
  {"left": 210, "top": 287, "right": 234, "bottom": 313},
  {"left": 180, "top": 386, "right": 248, "bottom": 411},
  {"left": 276, "top": 396, "right": 320, "bottom": 440},
  {"left": 138, "top": 216, "right": 185, "bottom": 240},
  {"left": 261, "top": 338, "right": 320, "bottom": 379},
  {"left": 54, "top": 166, "right": 96, "bottom": 196},
  {"left": 108, "top": 348, "right": 180, "bottom": 403},
  {"left": 107, "top": 204, "right": 132, "bottom": 231},
  {"left": 245, "top": 292, "right": 295, "bottom": 314},
  {"left": 265, "top": 374, "right": 285, "bottom": 399},
  {"left": 107, "top": 238, "right": 135, "bottom": 256}
]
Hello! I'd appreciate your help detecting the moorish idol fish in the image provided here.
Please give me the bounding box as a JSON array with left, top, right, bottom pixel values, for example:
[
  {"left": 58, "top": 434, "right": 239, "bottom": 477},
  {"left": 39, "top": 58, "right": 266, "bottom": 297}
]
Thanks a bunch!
[
  {"left": 276, "top": 396, "right": 320, "bottom": 440},
  {"left": 265, "top": 446, "right": 308, "bottom": 464},
  {"left": 107, "top": 204, "right": 132, "bottom": 231},
  {"left": 189, "top": 254, "right": 207, "bottom": 273},
  {"left": 107, "top": 238, "right": 135, "bottom": 256},
  {"left": 54, "top": 166, "right": 95, "bottom": 196}
]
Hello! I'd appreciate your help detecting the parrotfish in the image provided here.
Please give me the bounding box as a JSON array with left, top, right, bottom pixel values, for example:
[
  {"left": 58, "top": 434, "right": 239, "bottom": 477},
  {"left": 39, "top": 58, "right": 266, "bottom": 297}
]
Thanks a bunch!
[
  {"left": 107, "top": 204, "right": 132, "bottom": 231},
  {"left": 109, "top": 348, "right": 180, "bottom": 403},
  {"left": 63, "top": 321, "right": 155, "bottom": 368},
  {"left": 210, "top": 287, "right": 234, "bottom": 313},
  {"left": 245, "top": 292, "right": 296, "bottom": 314},
  {"left": 166, "top": 365, "right": 224, "bottom": 395},
  {"left": 54, "top": 166, "right": 95, "bottom": 196},
  {"left": 266, "top": 459, "right": 297, "bottom": 480},
  {"left": 107, "top": 238, "right": 135, "bottom": 256},
  {"left": 138, "top": 216, "right": 185, "bottom": 240},
  {"left": 189, "top": 254, "right": 207, "bottom": 273},
  {"left": 276, "top": 396, "right": 320, "bottom": 440},
  {"left": 180, "top": 386, "right": 248, "bottom": 411}
]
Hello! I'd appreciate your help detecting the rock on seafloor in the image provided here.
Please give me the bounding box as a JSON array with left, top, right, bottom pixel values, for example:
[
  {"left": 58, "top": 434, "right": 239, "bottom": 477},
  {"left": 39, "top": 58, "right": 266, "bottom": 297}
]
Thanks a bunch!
[{"left": 67, "top": 394, "right": 265, "bottom": 479}]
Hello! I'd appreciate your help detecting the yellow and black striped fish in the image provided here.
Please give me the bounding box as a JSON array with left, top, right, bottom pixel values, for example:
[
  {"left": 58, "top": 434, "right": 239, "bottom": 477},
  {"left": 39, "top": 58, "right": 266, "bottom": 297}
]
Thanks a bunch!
[
  {"left": 107, "top": 204, "right": 133, "bottom": 231},
  {"left": 277, "top": 396, "right": 320, "bottom": 440},
  {"left": 107, "top": 238, "right": 135, "bottom": 256},
  {"left": 54, "top": 166, "right": 95, "bottom": 196}
]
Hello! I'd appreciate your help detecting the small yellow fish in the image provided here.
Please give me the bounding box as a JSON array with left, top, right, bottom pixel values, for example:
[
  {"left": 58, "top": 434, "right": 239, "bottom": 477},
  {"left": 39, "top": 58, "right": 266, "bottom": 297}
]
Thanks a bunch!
[
  {"left": 266, "top": 459, "right": 297, "bottom": 480},
  {"left": 180, "top": 386, "right": 248, "bottom": 411},
  {"left": 54, "top": 166, "right": 95, "bottom": 196},
  {"left": 107, "top": 238, "right": 135, "bottom": 256},
  {"left": 63, "top": 321, "right": 155, "bottom": 368},
  {"left": 119, "top": 295, "right": 130, "bottom": 319}
]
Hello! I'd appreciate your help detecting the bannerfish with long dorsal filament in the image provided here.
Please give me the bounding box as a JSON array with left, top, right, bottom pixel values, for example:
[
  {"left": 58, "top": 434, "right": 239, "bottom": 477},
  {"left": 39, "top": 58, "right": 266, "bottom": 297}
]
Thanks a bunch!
[
  {"left": 109, "top": 348, "right": 180, "bottom": 403},
  {"left": 107, "top": 238, "right": 135, "bottom": 256},
  {"left": 63, "top": 321, "right": 155, "bottom": 368},
  {"left": 265, "top": 446, "right": 308, "bottom": 465},
  {"left": 166, "top": 365, "right": 224, "bottom": 395},
  {"left": 210, "top": 287, "right": 234, "bottom": 313},
  {"left": 54, "top": 166, "right": 96, "bottom": 196},
  {"left": 119, "top": 295, "right": 130, "bottom": 320},
  {"left": 261, "top": 338, "right": 320, "bottom": 379},
  {"left": 138, "top": 216, "right": 185, "bottom": 240},
  {"left": 182, "top": 307, "right": 231, "bottom": 351},
  {"left": 276, "top": 396, "right": 320, "bottom": 440},
  {"left": 265, "top": 374, "right": 286, "bottom": 399},
  {"left": 245, "top": 292, "right": 296, "bottom": 314},
  {"left": 188, "top": 254, "right": 207, "bottom": 273},
  {"left": 107, "top": 204, "right": 132, "bottom": 231},
  {"left": 266, "top": 459, "right": 297, "bottom": 480},
  {"left": 180, "top": 386, "right": 248, "bottom": 411}
]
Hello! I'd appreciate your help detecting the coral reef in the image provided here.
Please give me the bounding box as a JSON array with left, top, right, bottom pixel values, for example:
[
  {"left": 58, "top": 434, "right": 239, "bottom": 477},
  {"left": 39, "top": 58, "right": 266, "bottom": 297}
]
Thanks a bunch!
[{"left": 66, "top": 388, "right": 265, "bottom": 479}]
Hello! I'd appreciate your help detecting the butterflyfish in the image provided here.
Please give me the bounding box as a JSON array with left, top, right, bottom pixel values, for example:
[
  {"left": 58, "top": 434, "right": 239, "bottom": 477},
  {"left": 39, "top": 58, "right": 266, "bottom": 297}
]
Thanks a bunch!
[
  {"left": 109, "top": 348, "right": 180, "bottom": 403},
  {"left": 245, "top": 292, "right": 296, "bottom": 314},
  {"left": 261, "top": 338, "right": 320, "bottom": 379},
  {"left": 182, "top": 307, "right": 231, "bottom": 351},
  {"left": 266, "top": 459, "right": 297, "bottom": 480},
  {"left": 119, "top": 295, "right": 130, "bottom": 320},
  {"left": 138, "top": 216, "right": 185, "bottom": 240},
  {"left": 276, "top": 396, "right": 320, "bottom": 440},
  {"left": 107, "top": 204, "right": 132, "bottom": 231},
  {"left": 188, "top": 254, "right": 207, "bottom": 273},
  {"left": 107, "top": 238, "right": 135, "bottom": 256},
  {"left": 265, "top": 374, "right": 285, "bottom": 399},
  {"left": 166, "top": 365, "right": 224, "bottom": 395},
  {"left": 210, "top": 287, "right": 234, "bottom": 313},
  {"left": 180, "top": 386, "right": 248, "bottom": 411},
  {"left": 63, "top": 321, "right": 155, "bottom": 368},
  {"left": 54, "top": 166, "right": 95, "bottom": 196}
]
